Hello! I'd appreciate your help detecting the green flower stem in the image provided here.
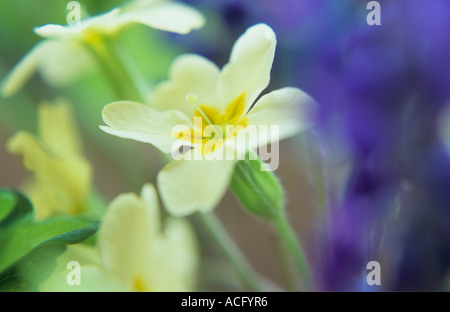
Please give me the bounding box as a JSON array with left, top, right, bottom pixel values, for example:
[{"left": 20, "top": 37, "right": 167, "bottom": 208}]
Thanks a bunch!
[
  {"left": 83, "top": 35, "right": 142, "bottom": 102},
  {"left": 196, "top": 212, "right": 262, "bottom": 292},
  {"left": 274, "top": 235, "right": 298, "bottom": 291},
  {"left": 272, "top": 212, "right": 312, "bottom": 291},
  {"left": 230, "top": 153, "right": 313, "bottom": 291}
]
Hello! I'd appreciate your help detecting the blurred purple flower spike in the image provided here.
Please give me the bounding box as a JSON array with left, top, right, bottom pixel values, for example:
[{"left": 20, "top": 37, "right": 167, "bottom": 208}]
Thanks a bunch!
[{"left": 315, "top": 0, "right": 450, "bottom": 291}]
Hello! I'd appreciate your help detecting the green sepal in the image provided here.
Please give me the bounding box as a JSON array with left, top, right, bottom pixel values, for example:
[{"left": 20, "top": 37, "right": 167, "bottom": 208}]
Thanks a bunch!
[{"left": 230, "top": 152, "right": 284, "bottom": 220}]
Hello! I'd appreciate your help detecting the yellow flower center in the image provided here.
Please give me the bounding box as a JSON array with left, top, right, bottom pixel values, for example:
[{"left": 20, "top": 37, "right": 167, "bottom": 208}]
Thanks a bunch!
[
  {"left": 174, "top": 92, "right": 249, "bottom": 154},
  {"left": 132, "top": 275, "right": 149, "bottom": 292},
  {"left": 82, "top": 30, "right": 104, "bottom": 47}
]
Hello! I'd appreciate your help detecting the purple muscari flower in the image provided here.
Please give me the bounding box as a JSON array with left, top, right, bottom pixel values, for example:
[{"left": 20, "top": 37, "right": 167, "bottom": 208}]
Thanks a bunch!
[{"left": 312, "top": 0, "right": 450, "bottom": 291}]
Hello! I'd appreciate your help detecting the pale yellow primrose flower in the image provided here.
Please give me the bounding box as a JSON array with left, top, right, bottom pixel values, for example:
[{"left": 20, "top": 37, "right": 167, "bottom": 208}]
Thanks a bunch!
[
  {"left": 100, "top": 23, "right": 316, "bottom": 217},
  {"left": 41, "top": 184, "right": 198, "bottom": 292},
  {"left": 7, "top": 99, "right": 92, "bottom": 220},
  {"left": 0, "top": 0, "right": 205, "bottom": 97}
]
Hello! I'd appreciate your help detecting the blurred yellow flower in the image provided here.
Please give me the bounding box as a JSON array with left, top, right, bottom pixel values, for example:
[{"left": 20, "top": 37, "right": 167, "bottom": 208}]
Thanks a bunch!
[
  {"left": 0, "top": 0, "right": 205, "bottom": 96},
  {"left": 42, "top": 184, "right": 199, "bottom": 292},
  {"left": 7, "top": 99, "right": 92, "bottom": 220},
  {"left": 100, "top": 24, "right": 316, "bottom": 217}
]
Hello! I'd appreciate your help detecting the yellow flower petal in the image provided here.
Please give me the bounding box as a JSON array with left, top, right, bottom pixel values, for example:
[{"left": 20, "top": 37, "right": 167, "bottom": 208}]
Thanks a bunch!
[
  {"left": 34, "top": 1, "right": 204, "bottom": 38},
  {"left": 0, "top": 40, "right": 94, "bottom": 97},
  {"left": 147, "top": 54, "right": 221, "bottom": 116},
  {"left": 7, "top": 132, "right": 91, "bottom": 219},
  {"left": 97, "top": 183, "right": 198, "bottom": 291},
  {"left": 0, "top": 41, "right": 49, "bottom": 97},
  {"left": 98, "top": 184, "right": 159, "bottom": 285},
  {"left": 8, "top": 134, "right": 90, "bottom": 216},
  {"left": 7, "top": 100, "right": 91, "bottom": 219},
  {"left": 119, "top": 1, "right": 205, "bottom": 34},
  {"left": 144, "top": 217, "right": 199, "bottom": 291},
  {"left": 38, "top": 99, "right": 84, "bottom": 157},
  {"left": 41, "top": 184, "right": 198, "bottom": 292},
  {"left": 157, "top": 152, "right": 236, "bottom": 216},
  {"left": 218, "top": 23, "right": 276, "bottom": 115},
  {"left": 34, "top": 8, "right": 122, "bottom": 39},
  {"left": 22, "top": 181, "right": 67, "bottom": 220},
  {"left": 246, "top": 87, "right": 317, "bottom": 145},
  {"left": 101, "top": 101, "right": 193, "bottom": 153}
]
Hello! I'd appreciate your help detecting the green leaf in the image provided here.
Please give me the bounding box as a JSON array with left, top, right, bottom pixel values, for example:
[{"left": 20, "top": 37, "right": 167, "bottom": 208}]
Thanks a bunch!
[
  {"left": 0, "top": 216, "right": 98, "bottom": 274},
  {"left": 0, "top": 244, "right": 67, "bottom": 292},
  {"left": 0, "top": 189, "right": 33, "bottom": 227},
  {"left": 0, "top": 190, "right": 16, "bottom": 223},
  {"left": 230, "top": 152, "right": 284, "bottom": 220}
]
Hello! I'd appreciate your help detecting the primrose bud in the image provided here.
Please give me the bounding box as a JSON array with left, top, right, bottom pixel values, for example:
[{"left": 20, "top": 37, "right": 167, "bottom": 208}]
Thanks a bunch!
[{"left": 230, "top": 151, "right": 284, "bottom": 220}]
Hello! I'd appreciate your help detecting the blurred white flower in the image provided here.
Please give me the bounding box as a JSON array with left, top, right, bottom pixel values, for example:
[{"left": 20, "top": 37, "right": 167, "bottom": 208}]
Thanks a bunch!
[
  {"left": 1, "top": 0, "right": 205, "bottom": 97},
  {"left": 41, "top": 184, "right": 199, "bottom": 292}
]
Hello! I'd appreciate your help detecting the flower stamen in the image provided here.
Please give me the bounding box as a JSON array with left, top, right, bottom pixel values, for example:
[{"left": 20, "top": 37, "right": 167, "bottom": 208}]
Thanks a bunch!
[{"left": 185, "top": 93, "right": 214, "bottom": 126}]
